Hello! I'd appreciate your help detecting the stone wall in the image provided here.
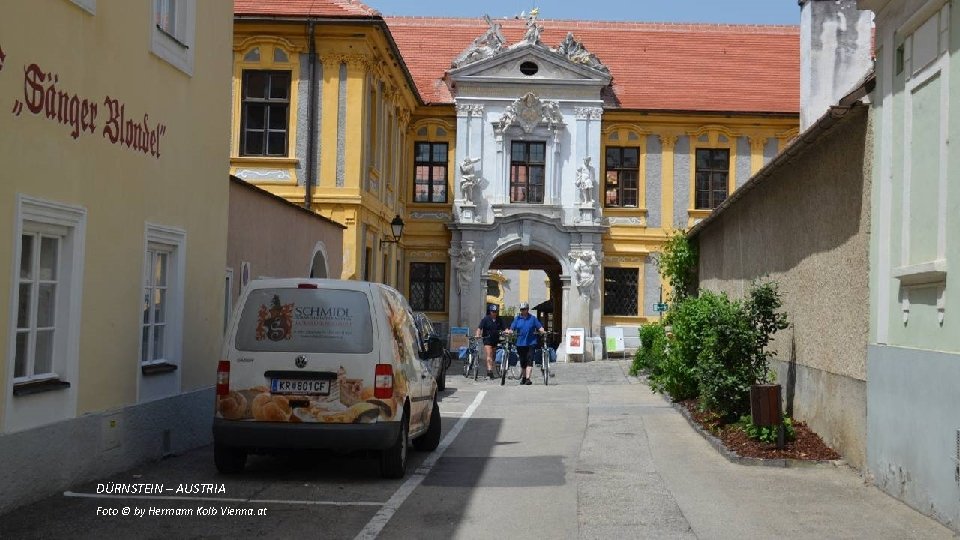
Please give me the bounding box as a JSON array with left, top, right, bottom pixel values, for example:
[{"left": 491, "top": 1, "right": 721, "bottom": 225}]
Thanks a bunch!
[{"left": 693, "top": 105, "right": 871, "bottom": 468}]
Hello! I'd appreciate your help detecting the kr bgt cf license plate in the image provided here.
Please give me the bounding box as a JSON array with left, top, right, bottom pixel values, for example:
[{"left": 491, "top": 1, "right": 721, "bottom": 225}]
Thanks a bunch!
[{"left": 270, "top": 378, "right": 331, "bottom": 396}]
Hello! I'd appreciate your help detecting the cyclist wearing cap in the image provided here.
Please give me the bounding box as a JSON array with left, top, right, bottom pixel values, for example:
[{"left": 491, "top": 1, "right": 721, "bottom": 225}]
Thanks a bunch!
[
  {"left": 506, "top": 302, "right": 544, "bottom": 385},
  {"left": 476, "top": 304, "right": 505, "bottom": 380}
]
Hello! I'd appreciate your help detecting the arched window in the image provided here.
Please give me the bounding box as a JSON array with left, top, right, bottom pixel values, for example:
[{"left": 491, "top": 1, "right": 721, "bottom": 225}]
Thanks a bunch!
[{"left": 310, "top": 251, "right": 327, "bottom": 278}]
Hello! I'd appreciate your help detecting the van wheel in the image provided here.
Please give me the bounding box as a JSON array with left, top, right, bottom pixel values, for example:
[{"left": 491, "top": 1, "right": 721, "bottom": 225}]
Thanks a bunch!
[
  {"left": 436, "top": 363, "right": 447, "bottom": 392},
  {"left": 413, "top": 400, "right": 441, "bottom": 452},
  {"left": 214, "top": 444, "right": 246, "bottom": 474},
  {"left": 380, "top": 413, "right": 408, "bottom": 479}
]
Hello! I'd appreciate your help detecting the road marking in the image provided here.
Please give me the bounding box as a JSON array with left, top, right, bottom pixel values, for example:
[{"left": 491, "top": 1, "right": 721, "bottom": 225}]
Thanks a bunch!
[
  {"left": 63, "top": 491, "right": 383, "bottom": 506},
  {"left": 353, "top": 390, "right": 487, "bottom": 540}
]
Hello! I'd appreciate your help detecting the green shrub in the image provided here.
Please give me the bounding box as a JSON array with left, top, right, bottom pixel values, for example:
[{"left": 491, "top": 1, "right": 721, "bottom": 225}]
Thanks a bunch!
[
  {"left": 738, "top": 415, "right": 796, "bottom": 444},
  {"left": 745, "top": 280, "right": 790, "bottom": 384},
  {"left": 654, "top": 231, "right": 698, "bottom": 303},
  {"left": 695, "top": 294, "right": 756, "bottom": 420},
  {"left": 631, "top": 323, "right": 666, "bottom": 375},
  {"left": 647, "top": 343, "right": 698, "bottom": 400},
  {"left": 647, "top": 295, "right": 715, "bottom": 401}
]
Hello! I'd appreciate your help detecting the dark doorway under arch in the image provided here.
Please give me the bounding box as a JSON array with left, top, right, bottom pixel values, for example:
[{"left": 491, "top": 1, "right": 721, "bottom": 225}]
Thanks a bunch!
[
  {"left": 488, "top": 248, "right": 563, "bottom": 346},
  {"left": 310, "top": 250, "right": 327, "bottom": 278}
]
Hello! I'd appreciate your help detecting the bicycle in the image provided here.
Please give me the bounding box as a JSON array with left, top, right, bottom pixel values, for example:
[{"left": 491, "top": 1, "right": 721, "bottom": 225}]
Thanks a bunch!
[
  {"left": 462, "top": 336, "right": 484, "bottom": 381},
  {"left": 498, "top": 331, "right": 520, "bottom": 386},
  {"left": 536, "top": 331, "right": 560, "bottom": 385}
]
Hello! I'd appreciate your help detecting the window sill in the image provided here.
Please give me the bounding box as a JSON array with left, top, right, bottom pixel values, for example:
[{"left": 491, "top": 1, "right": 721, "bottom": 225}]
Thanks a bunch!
[
  {"left": 156, "top": 26, "right": 189, "bottom": 50},
  {"left": 231, "top": 156, "right": 299, "bottom": 166},
  {"left": 603, "top": 207, "right": 647, "bottom": 214},
  {"left": 409, "top": 201, "right": 451, "bottom": 207},
  {"left": 13, "top": 378, "right": 71, "bottom": 397},
  {"left": 893, "top": 259, "right": 947, "bottom": 286},
  {"left": 141, "top": 362, "right": 179, "bottom": 376}
]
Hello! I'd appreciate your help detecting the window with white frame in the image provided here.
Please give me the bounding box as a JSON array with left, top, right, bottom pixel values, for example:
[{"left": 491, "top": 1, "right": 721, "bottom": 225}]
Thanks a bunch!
[
  {"left": 898, "top": 1, "right": 951, "bottom": 269},
  {"left": 9, "top": 195, "right": 86, "bottom": 396},
  {"left": 140, "top": 225, "right": 185, "bottom": 370},
  {"left": 15, "top": 228, "right": 63, "bottom": 380},
  {"left": 141, "top": 247, "right": 170, "bottom": 364},
  {"left": 151, "top": 0, "right": 196, "bottom": 75}
]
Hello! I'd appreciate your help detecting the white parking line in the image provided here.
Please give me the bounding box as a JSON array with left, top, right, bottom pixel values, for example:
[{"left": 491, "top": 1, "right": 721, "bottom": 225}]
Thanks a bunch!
[
  {"left": 353, "top": 390, "right": 487, "bottom": 540},
  {"left": 62, "top": 491, "right": 384, "bottom": 506}
]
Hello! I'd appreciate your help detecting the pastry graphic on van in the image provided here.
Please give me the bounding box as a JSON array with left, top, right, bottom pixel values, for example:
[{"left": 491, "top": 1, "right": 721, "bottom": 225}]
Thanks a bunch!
[{"left": 256, "top": 295, "right": 293, "bottom": 342}]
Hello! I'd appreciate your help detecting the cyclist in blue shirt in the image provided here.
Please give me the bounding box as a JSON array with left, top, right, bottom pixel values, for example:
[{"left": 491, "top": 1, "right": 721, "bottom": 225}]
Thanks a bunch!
[{"left": 506, "top": 302, "right": 544, "bottom": 385}]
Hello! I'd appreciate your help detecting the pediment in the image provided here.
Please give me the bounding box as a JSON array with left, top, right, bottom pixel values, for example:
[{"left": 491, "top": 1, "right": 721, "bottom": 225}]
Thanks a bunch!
[{"left": 449, "top": 45, "right": 611, "bottom": 86}]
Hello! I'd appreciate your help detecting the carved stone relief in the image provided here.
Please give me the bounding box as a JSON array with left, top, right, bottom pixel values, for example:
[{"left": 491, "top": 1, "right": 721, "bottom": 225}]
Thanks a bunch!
[
  {"left": 569, "top": 250, "right": 599, "bottom": 298},
  {"left": 574, "top": 107, "right": 603, "bottom": 120},
  {"left": 410, "top": 212, "right": 451, "bottom": 221},
  {"left": 450, "top": 245, "right": 481, "bottom": 293},
  {"left": 497, "top": 92, "right": 564, "bottom": 134}
]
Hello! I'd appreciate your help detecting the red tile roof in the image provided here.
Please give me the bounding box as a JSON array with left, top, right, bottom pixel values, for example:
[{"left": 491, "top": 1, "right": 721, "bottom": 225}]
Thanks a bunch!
[
  {"left": 235, "top": 0, "right": 379, "bottom": 18},
  {"left": 385, "top": 17, "right": 800, "bottom": 114}
]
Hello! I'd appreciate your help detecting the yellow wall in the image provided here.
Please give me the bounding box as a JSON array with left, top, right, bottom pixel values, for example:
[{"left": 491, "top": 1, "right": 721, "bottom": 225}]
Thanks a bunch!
[
  {"left": 0, "top": 0, "right": 233, "bottom": 427},
  {"left": 231, "top": 22, "right": 418, "bottom": 287},
  {"left": 599, "top": 112, "right": 798, "bottom": 325}
]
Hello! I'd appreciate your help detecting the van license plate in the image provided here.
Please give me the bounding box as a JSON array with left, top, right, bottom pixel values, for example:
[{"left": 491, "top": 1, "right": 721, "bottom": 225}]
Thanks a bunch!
[{"left": 270, "top": 379, "right": 331, "bottom": 396}]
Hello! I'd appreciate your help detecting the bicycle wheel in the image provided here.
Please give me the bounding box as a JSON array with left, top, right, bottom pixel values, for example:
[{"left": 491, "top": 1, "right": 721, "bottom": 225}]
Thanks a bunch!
[
  {"left": 473, "top": 350, "right": 481, "bottom": 381},
  {"left": 462, "top": 351, "right": 471, "bottom": 377},
  {"left": 500, "top": 347, "right": 508, "bottom": 386},
  {"left": 542, "top": 348, "right": 549, "bottom": 385}
]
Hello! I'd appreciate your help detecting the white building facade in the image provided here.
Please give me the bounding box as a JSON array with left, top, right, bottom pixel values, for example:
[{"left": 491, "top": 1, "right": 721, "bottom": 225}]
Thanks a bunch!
[{"left": 444, "top": 20, "right": 611, "bottom": 359}]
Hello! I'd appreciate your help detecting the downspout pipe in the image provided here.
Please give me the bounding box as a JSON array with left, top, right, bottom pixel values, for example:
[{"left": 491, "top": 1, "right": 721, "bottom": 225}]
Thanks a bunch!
[{"left": 304, "top": 19, "right": 318, "bottom": 210}]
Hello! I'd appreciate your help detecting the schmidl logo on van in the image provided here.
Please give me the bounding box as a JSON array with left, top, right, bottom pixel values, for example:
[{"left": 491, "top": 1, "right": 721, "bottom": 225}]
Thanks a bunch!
[
  {"left": 238, "top": 289, "right": 373, "bottom": 354},
  {"left": 256, "top": 295, "right": 293, "bottom": 342},
  {"left": 294, "top": 306, "right": 351, "bottom": 321}
]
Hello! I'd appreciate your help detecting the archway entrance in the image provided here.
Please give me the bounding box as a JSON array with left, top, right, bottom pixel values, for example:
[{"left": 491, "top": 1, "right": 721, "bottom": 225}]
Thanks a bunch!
[
  {"left": 487, "top": 248, "right": 563, "bottom": 348},
  {"left": 309, "top": 249, "right": 327, "bottom": 278}
]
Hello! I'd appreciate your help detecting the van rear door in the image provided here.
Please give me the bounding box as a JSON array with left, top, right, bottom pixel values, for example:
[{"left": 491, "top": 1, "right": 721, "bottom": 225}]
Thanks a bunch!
[{"left": 218, "top": 285, "right": 397, "bottom": 424}]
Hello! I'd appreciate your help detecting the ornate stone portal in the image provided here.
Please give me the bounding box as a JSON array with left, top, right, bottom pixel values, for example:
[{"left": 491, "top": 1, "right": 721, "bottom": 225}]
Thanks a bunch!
[{"left": 446, "top": 12, "right": 611, "bottom": 360}]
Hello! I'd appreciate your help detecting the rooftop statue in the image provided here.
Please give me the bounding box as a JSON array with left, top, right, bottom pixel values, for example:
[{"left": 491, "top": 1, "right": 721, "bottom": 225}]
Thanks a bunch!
[
  {"left": 450, "top": 9, "right": 609, "bottom": 75},
  {"left": 555, "top": 32, "right": 610, "bottom": 74},
  {"left": 521, "top": 8, "right": 543, "bottom": 45},
  {"left": 451, "top": 15, "right": 506, "bottom": 68}
]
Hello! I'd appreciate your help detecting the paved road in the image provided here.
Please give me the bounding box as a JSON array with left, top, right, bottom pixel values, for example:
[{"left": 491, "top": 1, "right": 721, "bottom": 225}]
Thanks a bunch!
[{"left": 0, "top": 361, "right": 954, "bottom": 539}]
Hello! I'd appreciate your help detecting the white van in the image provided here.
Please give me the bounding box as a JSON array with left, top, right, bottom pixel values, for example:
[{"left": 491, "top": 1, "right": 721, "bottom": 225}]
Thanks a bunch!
[{"left": 213, "top": 278, "right": 442, "bottom": 478}]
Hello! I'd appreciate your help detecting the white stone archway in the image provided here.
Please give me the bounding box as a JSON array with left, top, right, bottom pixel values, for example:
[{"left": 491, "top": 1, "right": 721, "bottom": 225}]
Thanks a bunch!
[{"left": 448, "top": 213, "right": 604, "bottom": 360}]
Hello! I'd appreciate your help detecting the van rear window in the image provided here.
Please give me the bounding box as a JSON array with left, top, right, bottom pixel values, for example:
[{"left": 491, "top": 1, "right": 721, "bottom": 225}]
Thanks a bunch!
[{"left": 235, "top": 288, "right": 374, "bottom": 354}]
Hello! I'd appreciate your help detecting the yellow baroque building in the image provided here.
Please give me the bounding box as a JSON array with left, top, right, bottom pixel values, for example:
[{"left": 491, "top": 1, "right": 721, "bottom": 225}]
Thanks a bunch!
[
  {"left": 232, "top": 2, "right": 799, "bottom": 357},
  {"left": 0, "top": 0, "right": 233, "bottom": 512}
]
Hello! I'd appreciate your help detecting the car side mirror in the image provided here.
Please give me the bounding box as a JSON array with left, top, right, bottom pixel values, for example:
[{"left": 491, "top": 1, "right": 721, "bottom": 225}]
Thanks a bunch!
[{"left": 420, "top": 335, "right": 444, "bottom": 359}]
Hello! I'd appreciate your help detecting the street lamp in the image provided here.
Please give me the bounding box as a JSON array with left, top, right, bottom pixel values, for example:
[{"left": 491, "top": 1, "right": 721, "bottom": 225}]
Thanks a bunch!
[{"left": 380, "top": 215, "right": 405, "bottom": 246}]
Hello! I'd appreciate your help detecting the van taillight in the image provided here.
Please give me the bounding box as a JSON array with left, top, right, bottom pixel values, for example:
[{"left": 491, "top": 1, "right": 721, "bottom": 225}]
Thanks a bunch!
[
  {"left": 374, "top": 364, "right": 393, "bottom": 399},
  {"left": 216, "top": 361, "right": 230, "bottom": 396}
]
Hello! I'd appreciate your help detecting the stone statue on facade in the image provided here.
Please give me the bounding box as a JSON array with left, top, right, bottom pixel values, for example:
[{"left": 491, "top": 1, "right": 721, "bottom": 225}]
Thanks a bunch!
[
  {"left": 541, "top": 100, "right": 564, "bottom": 130},
  {"left": 575, "top": 156, "right": 594, "bottom": 204},
  {"left": 451, "top": 15, "right": 506, "bottom": 68},
  {"left": 555, "top": 32, "right": 610, "bottom": 74},
  {"left": 571, "top": 250, "right": 599, "bottom": 297},
  {"left": 452, "top": 245, "right": 478, "bottom": 294},
  {"left": 459, "top": 156, "right": 481, "bottom": 203},
  {"left": 522, "top": 10, "right": 544, "bottom": 45}
]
